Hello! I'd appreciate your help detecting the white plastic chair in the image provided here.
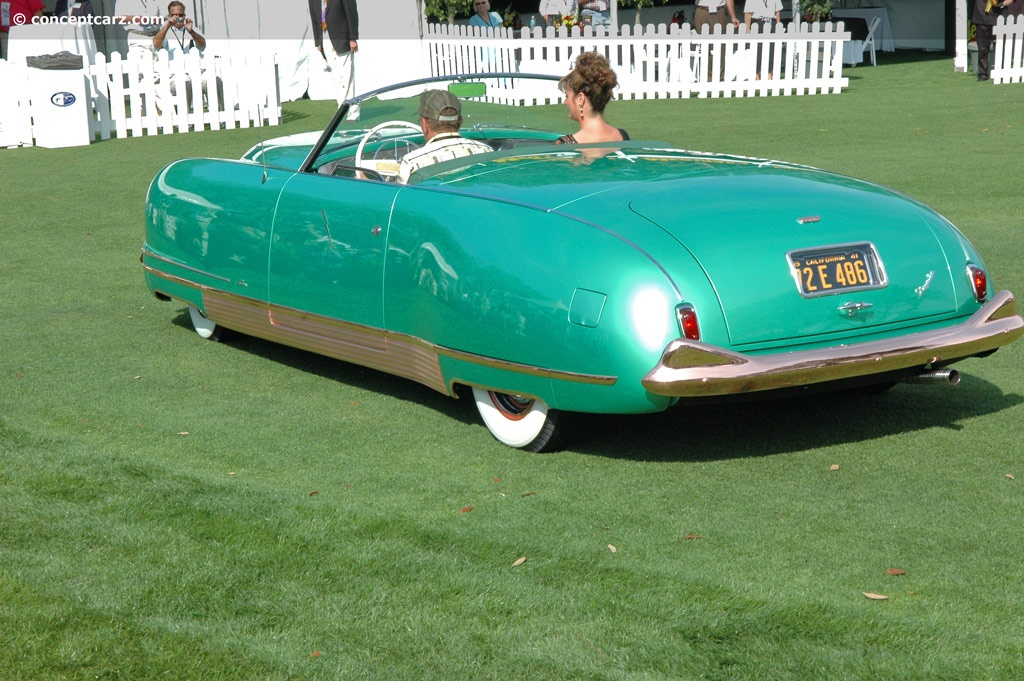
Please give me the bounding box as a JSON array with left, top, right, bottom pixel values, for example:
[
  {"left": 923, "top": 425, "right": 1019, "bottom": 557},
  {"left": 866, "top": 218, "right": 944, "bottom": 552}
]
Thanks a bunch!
[{"left": 862, "top": 16, "right": 880, "bottom": 66}]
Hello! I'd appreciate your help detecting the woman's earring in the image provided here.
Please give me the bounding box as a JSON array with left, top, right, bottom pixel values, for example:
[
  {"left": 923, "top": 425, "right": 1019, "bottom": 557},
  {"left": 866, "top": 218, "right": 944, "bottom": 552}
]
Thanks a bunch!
[{"left": 578, "top": 100, "right": 584, "bottom": 120}]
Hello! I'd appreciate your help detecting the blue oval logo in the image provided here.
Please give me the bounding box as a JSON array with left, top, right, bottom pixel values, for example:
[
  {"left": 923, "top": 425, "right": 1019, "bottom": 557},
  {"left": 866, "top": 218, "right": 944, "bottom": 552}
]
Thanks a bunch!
[{"left": 50, "top": 92, "right": 77, "bottom": 107}]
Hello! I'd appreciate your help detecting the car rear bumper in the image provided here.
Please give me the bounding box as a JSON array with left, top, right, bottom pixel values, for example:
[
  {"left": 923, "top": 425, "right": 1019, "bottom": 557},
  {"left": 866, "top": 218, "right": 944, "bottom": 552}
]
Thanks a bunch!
[{"left": 642, "top": 290, "right": 1024, "bottom": 397}]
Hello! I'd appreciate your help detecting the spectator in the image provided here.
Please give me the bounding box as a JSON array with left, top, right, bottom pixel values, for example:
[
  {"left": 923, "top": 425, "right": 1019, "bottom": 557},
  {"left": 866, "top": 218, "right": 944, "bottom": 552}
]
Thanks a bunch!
[
  {"left": 309, "top": 0, "right": 360, "bottom": 119},
  {"left": 152, "top": 1, "right": 212, "bottom": 104},
  {"left": 398, "top": 90, "right": 493, "bottom": 183},
  {"left": 693, "top": 0, "right": 739, "bottom": 79},
  {"left": 152, "top": 1, "right": 205, "bottom": 54},
  {"left": 693, "top": 0, "right": 739, "bottom": 34},
  {"left": 973, "top": 0, "right": 1016, "bottom": 81},
  {"left": 470, "top": 0, "right": 503, "bottom": 28},
  {"left": 744, "top": 0, "right": 782, "bottom": 79},
  {"left": 539, "top": 0, "right": 576, "bottom": 27},
  {"left": 1, "top": 0, "right": 46, "bottom": 61},
  {"left": 578, "top": 0, "right": 611, "bottom": 27}
]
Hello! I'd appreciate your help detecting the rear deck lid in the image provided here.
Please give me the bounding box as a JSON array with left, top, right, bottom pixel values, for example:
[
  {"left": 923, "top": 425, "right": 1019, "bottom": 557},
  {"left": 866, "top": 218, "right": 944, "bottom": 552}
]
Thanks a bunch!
[{"left": 627, "top": 165, "right": 961, "bottom": 346}]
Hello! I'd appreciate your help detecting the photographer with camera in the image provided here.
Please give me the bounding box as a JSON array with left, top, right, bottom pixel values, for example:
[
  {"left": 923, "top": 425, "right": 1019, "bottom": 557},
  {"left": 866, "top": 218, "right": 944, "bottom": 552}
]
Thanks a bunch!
[{"left": 152, "top": 1, "right": 205, "bottom": 54}]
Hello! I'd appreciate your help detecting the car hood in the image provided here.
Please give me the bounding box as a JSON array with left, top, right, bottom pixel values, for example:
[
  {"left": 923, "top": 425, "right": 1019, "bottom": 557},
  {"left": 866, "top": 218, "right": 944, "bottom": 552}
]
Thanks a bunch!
[{"left": 424, "top": 149, "right": 963, "bottom": 347}]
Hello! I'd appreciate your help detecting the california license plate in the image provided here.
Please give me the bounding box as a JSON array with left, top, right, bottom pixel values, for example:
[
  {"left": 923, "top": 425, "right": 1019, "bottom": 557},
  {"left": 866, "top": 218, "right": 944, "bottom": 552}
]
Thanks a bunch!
[{"left": 788, "top": 243, "right": 886, "bottom": 298}]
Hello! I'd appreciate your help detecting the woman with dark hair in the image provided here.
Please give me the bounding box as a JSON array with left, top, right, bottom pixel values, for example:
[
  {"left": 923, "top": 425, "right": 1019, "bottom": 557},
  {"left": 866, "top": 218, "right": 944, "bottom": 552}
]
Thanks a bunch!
[{"left": 555, "top": 51, "right": 629, "bottom": 145}]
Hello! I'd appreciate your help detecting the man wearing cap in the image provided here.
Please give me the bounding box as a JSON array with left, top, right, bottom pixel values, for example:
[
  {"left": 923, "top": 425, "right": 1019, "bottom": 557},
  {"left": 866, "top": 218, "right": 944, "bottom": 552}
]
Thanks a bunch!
[{"left": 397, "top": 90, "right": 493, "bottom": 184}]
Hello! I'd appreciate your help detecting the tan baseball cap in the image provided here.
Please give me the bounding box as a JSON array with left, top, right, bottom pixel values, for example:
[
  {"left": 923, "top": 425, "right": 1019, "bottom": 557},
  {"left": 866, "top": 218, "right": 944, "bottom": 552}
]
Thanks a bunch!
[{"left": 418, "top": 89, "right": 461, "bottom": 122}]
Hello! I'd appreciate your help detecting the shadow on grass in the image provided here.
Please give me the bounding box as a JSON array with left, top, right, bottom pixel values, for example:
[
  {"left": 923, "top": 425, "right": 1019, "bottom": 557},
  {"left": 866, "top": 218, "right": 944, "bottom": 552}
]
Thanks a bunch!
[
  {"left": 571, "top": 377, "right": 1022, "bottom": 462},
  {"left": 171, "top": 309, "right": 470, "bottom": 417},
  {"left": 172, "top": 310, "right": 1021, "bottom": 460}
]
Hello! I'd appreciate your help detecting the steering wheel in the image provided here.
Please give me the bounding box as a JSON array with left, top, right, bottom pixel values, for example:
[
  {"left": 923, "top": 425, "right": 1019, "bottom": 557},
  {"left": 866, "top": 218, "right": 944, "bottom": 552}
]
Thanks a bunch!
[{"left": 354, "top": 120, "right": 423, "bottom": 179}]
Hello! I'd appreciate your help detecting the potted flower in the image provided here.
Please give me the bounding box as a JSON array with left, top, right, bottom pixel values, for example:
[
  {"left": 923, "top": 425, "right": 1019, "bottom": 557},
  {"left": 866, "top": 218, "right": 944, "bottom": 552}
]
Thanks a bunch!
[{"left": 800, "top": 0, "right": 833, "bottom": 21}]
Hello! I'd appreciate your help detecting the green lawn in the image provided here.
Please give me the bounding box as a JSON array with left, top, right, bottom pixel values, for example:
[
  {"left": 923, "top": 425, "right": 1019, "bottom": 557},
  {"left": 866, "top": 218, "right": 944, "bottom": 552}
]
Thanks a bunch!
[{"left": 2, "top": 53, "right": 1023, "bottom": 680}]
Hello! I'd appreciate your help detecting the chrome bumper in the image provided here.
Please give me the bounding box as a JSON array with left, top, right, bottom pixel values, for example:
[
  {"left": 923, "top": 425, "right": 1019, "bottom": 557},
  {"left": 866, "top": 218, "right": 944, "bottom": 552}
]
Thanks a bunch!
[{"left": 642, "top": 290, "right": 1023, "bottom": 397}]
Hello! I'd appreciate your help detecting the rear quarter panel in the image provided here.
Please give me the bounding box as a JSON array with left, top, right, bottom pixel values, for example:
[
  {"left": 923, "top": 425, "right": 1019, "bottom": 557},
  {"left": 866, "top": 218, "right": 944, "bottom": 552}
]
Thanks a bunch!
[{"left": 384, "top": 186, "right": 699, "bottom": 414}]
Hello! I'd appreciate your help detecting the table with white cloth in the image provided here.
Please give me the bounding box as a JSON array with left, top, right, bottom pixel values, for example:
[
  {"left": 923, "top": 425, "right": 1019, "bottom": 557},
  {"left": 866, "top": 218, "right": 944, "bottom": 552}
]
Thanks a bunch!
[
  {"left": 830, "top": 8, "right": 893, "bottom": 52},
  {"left": 5, "top": 20, "right": 98, "bottom": 65},
  {"left": 783, "top": 17, "right": 868, "bottom": 66}
]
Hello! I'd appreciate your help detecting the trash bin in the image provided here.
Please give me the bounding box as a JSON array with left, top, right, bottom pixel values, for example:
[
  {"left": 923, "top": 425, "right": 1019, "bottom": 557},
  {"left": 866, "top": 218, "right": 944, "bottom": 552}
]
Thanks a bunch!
[
  {"left": 967, "top": 41, "right": 979, "bottom": 74},
  {"left": 27, "top": 51, "right": 91, "bottom": 149}
]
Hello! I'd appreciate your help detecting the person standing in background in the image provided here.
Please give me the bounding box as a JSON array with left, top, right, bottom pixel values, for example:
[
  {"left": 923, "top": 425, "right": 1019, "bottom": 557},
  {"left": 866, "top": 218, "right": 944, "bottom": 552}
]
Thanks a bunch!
[
  {"left": 152, "top": 0, "right": 205, "bottom": 53},
  {"left": 693, "top": 0, "right": 739, "bottom": 79},
  {"left": 744, "top": 0, "right": 782, "bottom": 79},
  {"left": 578, "top": 0, "right": 610, "bottom": 27},
  {"left": 469, "top": 0, "right": 502, "bottom": 28},
  {"left": 310, "top": 0, "right": 360, "bottom": 119},
  {"left": 0, "top": 0, "right": 46, "bottom": 60},
  {"left": 973, "top": 0, "right": 1017, "bottom": 81},
  {"left": 693, "top": 0, "right": 739, "bottom": 34}
]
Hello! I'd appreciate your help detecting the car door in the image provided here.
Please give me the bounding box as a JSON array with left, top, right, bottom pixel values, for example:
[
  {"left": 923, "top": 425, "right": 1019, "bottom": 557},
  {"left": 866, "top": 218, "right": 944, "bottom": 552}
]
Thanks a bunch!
[{"left": 268, "top": 173, "right": 400, "bottom": 333}]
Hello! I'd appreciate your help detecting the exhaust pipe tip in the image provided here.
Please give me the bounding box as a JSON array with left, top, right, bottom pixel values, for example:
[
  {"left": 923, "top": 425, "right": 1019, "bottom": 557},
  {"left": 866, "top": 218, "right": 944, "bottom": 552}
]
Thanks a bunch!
[{"left": 900, "top": 369, "right": 961, "bottom": 385}]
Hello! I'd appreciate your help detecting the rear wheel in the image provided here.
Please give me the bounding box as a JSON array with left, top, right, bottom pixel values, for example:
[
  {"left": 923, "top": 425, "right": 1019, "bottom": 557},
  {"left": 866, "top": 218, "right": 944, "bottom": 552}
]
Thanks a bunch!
[
  {"left": 471, "top": 387, "right": 565, "bottom": 452},
  {"left": 188, "top": 305, "right": 229, "bottom": 342}
]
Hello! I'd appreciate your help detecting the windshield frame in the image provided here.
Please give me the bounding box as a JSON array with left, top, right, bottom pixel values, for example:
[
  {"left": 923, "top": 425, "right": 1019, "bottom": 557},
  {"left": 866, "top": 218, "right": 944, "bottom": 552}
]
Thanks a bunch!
[{"left": 298, "top": 73, "right": 562, "bottom": 175}]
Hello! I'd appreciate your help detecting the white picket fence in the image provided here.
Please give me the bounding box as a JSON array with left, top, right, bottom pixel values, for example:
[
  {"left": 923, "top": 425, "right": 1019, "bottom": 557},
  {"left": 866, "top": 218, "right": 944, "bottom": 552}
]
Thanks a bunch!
[
  {"left": 426, "top": 22, "right": 851, "bottom": 102},
  {"left": 1, "top": 51, "right": 281, "bottom": 148},
  {"left": 993, "top": 15, "right": 1024, "bottom": 84},
  {"left": 88, "top": 51, "right": 282, "bottom": 140}
]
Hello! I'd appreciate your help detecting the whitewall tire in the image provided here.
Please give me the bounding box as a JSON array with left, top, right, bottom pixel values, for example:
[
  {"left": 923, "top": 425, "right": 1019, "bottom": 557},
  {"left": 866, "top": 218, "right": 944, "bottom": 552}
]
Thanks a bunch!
[{"left": 472, "top": 387, "right": 564, "bottom": 452}]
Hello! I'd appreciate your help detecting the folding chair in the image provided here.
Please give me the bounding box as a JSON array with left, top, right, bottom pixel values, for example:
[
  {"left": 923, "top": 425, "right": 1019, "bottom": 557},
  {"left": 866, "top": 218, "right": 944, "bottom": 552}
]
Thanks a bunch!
[{"left": 862, "top": 16, "right": 880, "bottom": 66}]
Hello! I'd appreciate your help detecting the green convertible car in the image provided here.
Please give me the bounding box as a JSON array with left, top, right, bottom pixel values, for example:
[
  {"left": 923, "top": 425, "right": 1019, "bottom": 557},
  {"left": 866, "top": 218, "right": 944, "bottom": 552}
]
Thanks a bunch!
[{"left": 142, "top": 75, "right": 1023, "bottom": 451}]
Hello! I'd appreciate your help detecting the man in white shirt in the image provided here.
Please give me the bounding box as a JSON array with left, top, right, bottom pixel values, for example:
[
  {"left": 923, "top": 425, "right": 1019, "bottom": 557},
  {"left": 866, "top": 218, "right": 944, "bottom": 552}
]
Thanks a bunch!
[
  {"left": 152, "top": 1, "right": 205, "bottom": 57},
  {"left": 398, "top": 90, "right": 492, "bottom": 184},
  {"left": 151, "top": 1, "right": 208, "bottom": 101}
]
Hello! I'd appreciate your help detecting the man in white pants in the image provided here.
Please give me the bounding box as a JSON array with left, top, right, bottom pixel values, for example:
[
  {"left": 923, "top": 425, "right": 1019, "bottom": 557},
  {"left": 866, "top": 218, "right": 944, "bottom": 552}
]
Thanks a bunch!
[{"left": 309, "top": 0, "right": 359, "bottom": 120}]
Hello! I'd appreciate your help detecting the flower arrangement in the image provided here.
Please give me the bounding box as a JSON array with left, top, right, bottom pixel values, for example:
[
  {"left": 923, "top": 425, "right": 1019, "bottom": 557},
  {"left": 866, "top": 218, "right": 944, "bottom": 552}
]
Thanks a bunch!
[
  {"left": 502, "top": 8, "right": 521, "bottom": 29},
  {"left": 556, "top": 13, "right": 583, "bottom": 29}
]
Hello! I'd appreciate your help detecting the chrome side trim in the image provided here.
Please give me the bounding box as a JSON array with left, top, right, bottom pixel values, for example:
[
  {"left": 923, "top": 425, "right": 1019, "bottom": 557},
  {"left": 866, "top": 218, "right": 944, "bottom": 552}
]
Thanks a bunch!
[
  {"left": 144, "top": 265, "right": 618, "bottom": 393},
  {"left": 436, "top": 347, "right": 617, "bottom": 387},
  {"left": 141, "top": 248, "right": 231, "bottom": 283},
  {"left": 643, "top": 290, "right": 1024, "bottom": 397},
  {"left": 143, "top": 264, "right": 205, "bottom": 292}
]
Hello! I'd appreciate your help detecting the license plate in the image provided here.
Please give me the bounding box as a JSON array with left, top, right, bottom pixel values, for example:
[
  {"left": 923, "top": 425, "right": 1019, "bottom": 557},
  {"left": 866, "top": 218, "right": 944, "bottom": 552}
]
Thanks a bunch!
[{"left": 788, "top": 243, "right": 886, "bottom": 298}]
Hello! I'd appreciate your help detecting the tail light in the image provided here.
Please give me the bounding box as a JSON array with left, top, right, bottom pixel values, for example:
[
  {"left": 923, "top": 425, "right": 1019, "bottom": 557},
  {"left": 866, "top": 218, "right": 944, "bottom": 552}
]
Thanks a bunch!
[
  {"left": 677, "top": 304, "right": 700, "bottom": 341},
  {"left": 967, "top": 265, "right": 988, "bottom": 303}
]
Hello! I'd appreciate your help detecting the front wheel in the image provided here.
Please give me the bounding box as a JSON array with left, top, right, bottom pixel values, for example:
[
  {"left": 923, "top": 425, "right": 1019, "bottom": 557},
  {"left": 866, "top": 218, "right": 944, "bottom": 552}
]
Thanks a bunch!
[
  {"left": 188, "top": 305, "right": 229, "bottom": 342},
  {"left": 471, "top": 387, "right": 565, "bottom": 452}
]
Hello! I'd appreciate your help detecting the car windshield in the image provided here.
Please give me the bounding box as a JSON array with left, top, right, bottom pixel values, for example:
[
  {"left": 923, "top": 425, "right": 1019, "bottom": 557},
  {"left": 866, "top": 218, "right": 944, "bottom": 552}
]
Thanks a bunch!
[{"left": 293, "top": 73, "right": 615, "bottom": 183}]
